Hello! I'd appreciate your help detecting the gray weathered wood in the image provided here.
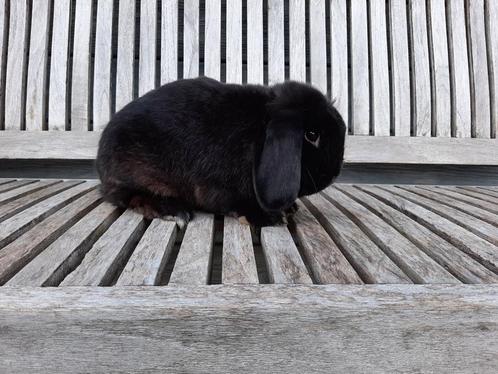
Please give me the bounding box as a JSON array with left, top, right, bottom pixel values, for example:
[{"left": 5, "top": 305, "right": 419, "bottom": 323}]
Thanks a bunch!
[
  {"left": 7, "top": 202, "right": 119, "bottom": 287},
  {"left": 289, "top": 0, "right": 305, "bottom": 82},
  {"left": 222, "top": 217, "right": 258, "bottom": 284},
  {"left": 116, "top": 0, "right": 135, "bottom": 110},
  {"left": 309, "top": 0, "right": 327, "bottom": 93},
  {"left": 489, "top": 0, "right": 498, "bottom": 138},
  {"left": 260, "top": 226, "right": 312, "bottom": 284},
  {"left": 116, "top": 219, "right": 177, "bottom": 286},
  {"left": 169, "top": 213, "right": 214, "bottom": 285},
  {"left": 268, "top": 0, "right": 285, "bottom": 84},
  {"left": 435, "top": 186, "right": 498, "bottom": 214},
  {"left": 226, "top": 0, "right": 242, "bottom": 83},
  {"left": 0, "top": 180, "right": 59, "bottom": 205},
  {"left": 139, "top": 0, "right": 157, "bottom": 95},
  {"left": 161, "top": 0, "right": 178, "bottom": 84},
  {"left": 60, "top": 210, "right": 146, "bottom": 286},
  {"left": 0, "top": 0, "right": 5, "bottom": 127},
  {"left": 305, "top": 193, "right": 411, "bottom": 284},
  {"left": 204, "top": 0, "right": 221, "bottom": 80},
  {"left": 183, "top": 0, "right": 199, "bottom": 79},
  {"left": 470, "top": 187, "right": 498, "bottom": 200},
  {"left": 454, "top": 186, "right": 498, "bottom": 205},
  {"left": 246, "top": 0, "right": 264, "bottom": 84},
  {"left": 0, "top": 179, "right": 36, "bottom": 194},
  {"left": 291, "top": 200, "right": 362, "bottom": 284}
]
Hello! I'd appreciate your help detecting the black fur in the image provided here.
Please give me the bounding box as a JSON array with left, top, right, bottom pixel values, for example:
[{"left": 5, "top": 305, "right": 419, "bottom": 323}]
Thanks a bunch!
[{"left": 96, "top": 77, "right": 346, "bottom": 226}]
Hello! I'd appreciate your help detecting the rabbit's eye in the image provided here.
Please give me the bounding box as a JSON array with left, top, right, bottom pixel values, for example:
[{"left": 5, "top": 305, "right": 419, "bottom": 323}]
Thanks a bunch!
[{"left": 305, "top": 131, "right": 320, "bottom": 147}]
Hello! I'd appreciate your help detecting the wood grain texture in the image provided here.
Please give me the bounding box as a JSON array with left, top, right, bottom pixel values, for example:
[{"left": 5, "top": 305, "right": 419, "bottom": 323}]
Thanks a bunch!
[
  {"left": 48, "top": 0, "right": 71, "bottom": 130},
  {"left": 437, "top": 186, "right": 498, "bottom": 213},
  {"left": 468, "top": 0, "right": 491, "bottom": 138},
  {"left": 0, "top": 180, "right": 59, "bottom": 204},
  {"left": 369, "top": 0, "right": 390, "bottom": 136},
  {"left": 139, "top": 0, "right": 157, "bottom": 95},
  {"left": 267, "top": 0, "right": 285, "bottom": 84},
  {"left": 0, "top": 189, "right": 101, "bottom": 284},
  {"left": 0, "top": 179, "right": 36, "bottom": 194},
  {"left": 410, "top": 0, "right": 432, "bottom": 136},
  {"left": 260, "top": 226, "right": 312, "bottom": 284},
  {"left": 169, "top": 213, "right": 214, "bottom": 285},
  {"left": 288, "top": 0, "right": 305, "bottom": 82},
  {"left": 204, "top": 0, "right": 221, "bottom": 80},
  {"left": 453, "top": 186, "right": 498, "bottom": 205},
  {"left": 330, "top": 0, "right": 348, "bottom": 126},
  {"left": 116, "top": 219, "right": 177, "bottom": 286},
  {"left": 116, "top": 0, "right": 135, "bottom": 110},
  {"left": 7, "top": 202, "right": 119, "bottom": 286},
  {"left": 222, "top": 217, "right": 258, "bottom": 284},
  {"left": 291, "top": 200, "right": 362, "bottom": 284},
  {"left": 161, "top": 0, "right": 178, "bottom": 84},
  {"left": 246, "top": 0, "right": 264, "bottom": 84},
  {"left": 448, "top": 0, "right": 471, "bottom": 137},
  {"left": 489, "top": 0, "right": 498, "bottom": 138},
  {"left": 350, "top": 0, "right": 370, "bottom": 135},
  {"left": 226, "top": 0, "right": 242, "bottom": 83},
  {"left": 2, "top": 285, "right": 497, "bottom": 373},
  {"left": 183, "top": 0, "right": 199, "bottom": 78},
  {"left": 25, "top": 0, "right": 50, "bottom": 131},
  {"left": 389, "top": 0, "right": 411, "bottom": 136},
  {"left": 305, "top": 193, "right": 411, "bottom": 284},
  {"left": 309, "top": 0, "right": 327, "bottom": 93},
  {"left": 4, "top": 0, "right": 27, "bottom": 130},
  {"left": 340, "top": 184, "right": 498, "bottom": 283},
  {"left": 60, "top": 209, "right": 146, "bottom": 286},
  {"left": 469, "top": 187, "right": 498, "bottom": 200},
  {"left": 0, "top": 0, "right": 5, "bottom": 128}
]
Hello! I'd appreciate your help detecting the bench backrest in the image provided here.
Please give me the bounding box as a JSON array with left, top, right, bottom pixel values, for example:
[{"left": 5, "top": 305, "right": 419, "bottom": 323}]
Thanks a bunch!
[{"left": 0, "top": 0, "right": 497, "bottom": 164}]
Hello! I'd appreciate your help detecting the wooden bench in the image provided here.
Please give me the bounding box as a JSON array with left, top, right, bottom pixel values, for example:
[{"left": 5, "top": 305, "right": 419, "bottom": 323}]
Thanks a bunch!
[{"left": 0, "top": 1, "right": 497, "bottom": 372}]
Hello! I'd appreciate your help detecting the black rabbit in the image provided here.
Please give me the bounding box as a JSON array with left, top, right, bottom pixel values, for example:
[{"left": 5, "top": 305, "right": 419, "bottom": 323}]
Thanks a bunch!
[{"left": 96, "top": 77, "right": 346, "bottom": 226}]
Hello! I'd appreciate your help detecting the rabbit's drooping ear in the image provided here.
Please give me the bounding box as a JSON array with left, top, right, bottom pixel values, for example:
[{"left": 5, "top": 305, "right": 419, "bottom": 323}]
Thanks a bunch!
[{"left": 254, "top": 119, "right": 303, "bottom": 212}]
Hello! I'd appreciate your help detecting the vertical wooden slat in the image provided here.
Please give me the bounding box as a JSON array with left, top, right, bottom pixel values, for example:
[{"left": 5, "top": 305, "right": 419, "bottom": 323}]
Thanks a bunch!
[
  {"left": 70, "top": 0, "right": 92, "bottom": 131},
  {"left": 183, "top": 0, "right": 199, "bottom": 79},
  {"left": 448, "top": 0, "right": 471, "bottom": 137},
  {"left": 48, "top": 0, "right": 71, "bottom": 131},
  {"left": 429, "top": 0, "right": 451, "bottom": 137},
  {"left": 468, "top": 0, "right": 491, "bottom": 138},
  {"left": 369, "top": 0, "right": 390, "bottom": 136},
  {"left": 25, "top": 0, "right": 50, "bottom": 131},
  {"left": 161, "top": 0, "right": 178, "bottom": 84},
  {"left": 0, "top": 0, "right": 6, "bottom": 129},
  {"left": 116, "top": 0, "right": 135, "bottom": 111},
  {"left": 204, "top": 0, "right": 221, "bottom": 80},
  {"left": 288, "top": 0, "right": 305, "bottom": 82},
  {"left": 309, "top": 0, "right": 327, "bottom": 93},
  {"left": 226, "top": 0, "right": 242, "bottom": 83},
  {"left": 389, "top": 0, "right": 411, "bottom": 136},
  {"left": 330, "top": 0, "right": 348, "bottom": 128},
  {"left": 139, "top": 0, "right": 157, "bottom": 96},
  {"left": 350, "top": 0, "right": 370, "bottom": 135},
  {"left": 4, "top": 0, "right": 27, "bottom": 130},
  {"left": 489, "top": 0, "right": 498, "bottom": 138},
  {"left": 410, "top": 0, "right": 432, "bottom": 137},
  {"left": 267, "top": 0, "right": 285, "bottom": 84},
  {"left": 246, "top": 0, "right": 263, "bottom": 84},
  {"left": 93, "top": 0, "right": 113, "bottom": 131}
]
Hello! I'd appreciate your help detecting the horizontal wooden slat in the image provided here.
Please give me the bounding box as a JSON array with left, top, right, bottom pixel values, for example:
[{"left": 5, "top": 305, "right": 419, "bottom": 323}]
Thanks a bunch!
[{"left": 0, "top": 180, "right": 59, "bottom": 204}]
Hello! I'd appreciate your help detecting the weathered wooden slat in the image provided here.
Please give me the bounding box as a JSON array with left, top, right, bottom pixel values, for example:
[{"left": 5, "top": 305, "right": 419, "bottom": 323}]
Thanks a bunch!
[
  {"left": 350, "top": 0, "right": 369, "bottom": 135},
  {"left": 161, "top": 0, "right": 178, "bottom": 84},
  {"left": 0, "top": 180, "right": 36, "bottom": 194},
  {"left": 389, "top": 0, "right": 410, "bottom": 136},
  {"left": 0, "top": 179, "right": 15, "bottom": 186},
  {"left": 204, "top": 0, "right": 221, "bottom": 80},
  {"left": 0, "top": 181, "right": 98, "bottom": 248},
  {"left": 0, "top": 189, "right": 102, "bottom": 284},
  {"left": 384, "top": 186, "right": 498, "bottom": 246},
  {"left": 489, "top": 0, "right": 498, "bottom": 138},
  {"left": 4, "top": 0, "right": 27, "bottom": 130},
  {"left": 267, "top": 0, "right": 285, "bottom": 84},
  {"left": 246, "top": 0, "right": 263, "bottom": 84},
  {"left": 60, "top": 210, "right": 146, "bottom": 286},
  {"left": 226, "top": 0, "right": 242, "bottom": 83},
  {"left": 309, "top": 0, "right": 327, "bottom": 93},
  {"left": 1, "top": 285, "right": 498, "bottom": 373},
  {"left": 139, "top": 0, "right": 157, "bottom": 95},
  {"left": 169, "top": 213, "right": 214, "bottom": 285},
  {"left": 7, "top": 202, "right": 119, "bottom": 287},
  {"left": 288, "top": 0, "right": 305, "bottom": 82},
  {"left": 116, "top": 219, "right": 177, "bottom": 286},
  {"left": 429, "top": 0, "right": 451, "bottom": 137},
  {"left": 183, "top": 0, "right": 199, "bottom": 79},
  {"left": 260, "top": 226, "right": 312, "bottom": 284},
  {"left": 0, "top": 181, "right": 82, "bottom": 222},
  {"left": 0, "top": 0, "right": 6, "bottom": 127},
  {"left": 25, "top": 0, "right": 50, "bottom": 131},
  {"left": 338, "top": 184, "right": 498, "bottom": 284},
  {"left": 93, "top": 0, "right": 114, "bottom": 130},
  {"left": 330, "top": 0, "right": 348, "bottom": 126},
  {"left": 454, "top": 186, "right": 498, "bottom": 205},
  {"left": 434, "top": 186, "right": 498, "bottom": 213},
  {"left": 305, "top": 194, "right": 411, "bottom": 284},
  {"left": 448, "top": 0, "right": 471, "bottom": 137},
  {"left": 292, "top": 200, "right": 362, "bottom": 284},
  {"left": 410, "top": 0, "right": 431, "bottom": 136},
  {"left": 116, "top": 0, "right": 135, "bottom": 110},
  {"left": 222, "top": 217, "right": 258, "bottom": 284},
  {"left": 369, "top": 0, "right": 390, "bottom": 136},
  {"left": 360, "top": 185, "right": 498, "bottom": 273},
  {"left": 0, "top": 180, "right": 59, "bottom": 204},
  {"left": 471, "top": 187, "right": 498, "bottom": 200},
  {"left": 325, "top": 187, "right": 458, "bottom": 284},
  {"left": 48, "top": 0, "right": 71, "bottom": 130}
]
